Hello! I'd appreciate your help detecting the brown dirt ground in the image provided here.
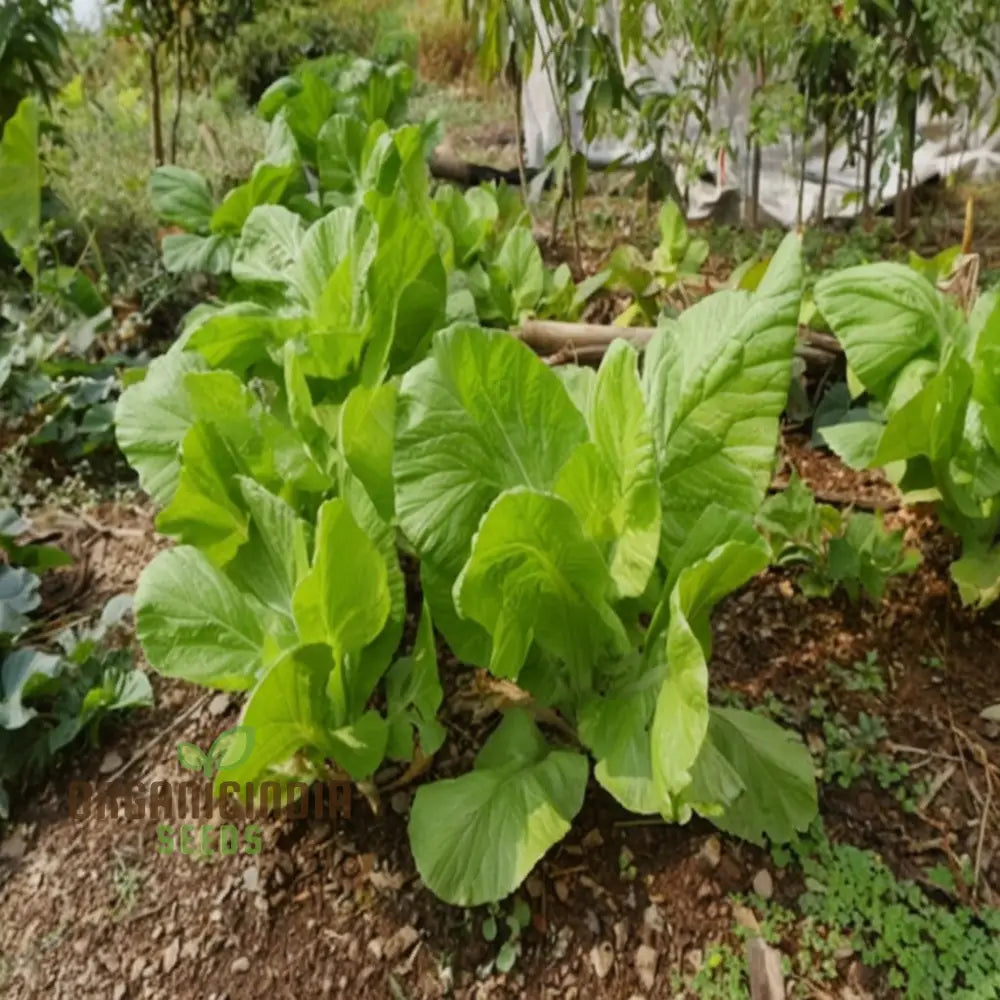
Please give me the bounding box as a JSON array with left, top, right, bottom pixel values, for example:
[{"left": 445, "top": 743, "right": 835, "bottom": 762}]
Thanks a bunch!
[{"left": 1, "top": 437, "right": 998, "bottom": 1000}]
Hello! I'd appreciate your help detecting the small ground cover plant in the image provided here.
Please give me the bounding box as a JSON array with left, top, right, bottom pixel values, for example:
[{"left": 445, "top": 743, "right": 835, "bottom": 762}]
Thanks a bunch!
[
  {"left": 756, "top": 472, "right": 922, "bottom": 601},
  {"left": 0, "top": 508, "right": 152, "bottom": 818}
]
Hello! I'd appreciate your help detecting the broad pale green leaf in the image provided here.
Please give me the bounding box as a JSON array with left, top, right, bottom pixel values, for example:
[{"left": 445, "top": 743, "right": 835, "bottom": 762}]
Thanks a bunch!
[
  {"left": 643, "top": 232, "right": 801, "bottom": 565},
  {"left": 0, "top": 97, "right": 41, "bottom": 257},
  {"left": 409, "top": 709, "right": 588, "bottom": 905},
  {"left": 361, "top": 207, "right": 446, "bottom": 382},
  {"left": 395, "top": 325, "right": 588, "bottom": 578},
  {"left": 186, "top": 309, "right": 304, "bottom": 374},
  {"left": 814, "top": 263, "right": 963, "bottom": 400},
  {"left": 651, "top": 539, "right": 770, "bottom": 814},
  {"left": 115, "top": 349, "right": 205, "bottom": 505},
  {"left": 290, "top": 205, "right": 376, "bottom": 308},
  {"left": 317, "top": 113, "right": 369, "bottom": 194},
  {"left": 455, "top": 489, "right": 629, "bottom": 681},
  {"left": 135, "top": 546, "right": 267, "bottom": 690},
  {"left": 155, "top": 422, "right": 248, "bottom": 565},
  {"left": 231, "top": 206, "right": 307, "bottom": 287},
  {"left": 951, "top": 545, "right": 1000, "bottom": 608},
  {"left": 149, "top": 166, "right": 214, "bottom": 233},
  {"left": 818, "top": 420, "right": 885, "bottom": 470},
  {"left": 493, "top": 226, "right": 545, "bottom": 316},
  {"left": 340, "top": 382, "right": 397, "bottom": 521},
  {"left": 161, "top": 233, "right": 235, "bottom": 274},
  {"left": 226, "top": 478, "right": 310, "bottom": 619},
  {"left": 579, "top": 679, "right": 660, "bottom": 815},
  {"left": 292, "top": 499, "right": 390, "bottom": 679},
  {"left": 874, "top": 354, "right": 971, "bottom": 466},
  {"left": 557, "top": 340, "right": 659, "bottom": 598},
  {"left": 694, "top": 707, "right": 817, "bottom": 845},
  {"left": 219, "top": 645, "right": 387, "bottom": 789}
]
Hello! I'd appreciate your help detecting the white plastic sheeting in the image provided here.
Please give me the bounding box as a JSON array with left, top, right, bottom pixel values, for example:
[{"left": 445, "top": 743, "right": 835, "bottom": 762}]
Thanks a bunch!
[{"left": 521, "top": 3, "right": 1000, "bottom": 225}]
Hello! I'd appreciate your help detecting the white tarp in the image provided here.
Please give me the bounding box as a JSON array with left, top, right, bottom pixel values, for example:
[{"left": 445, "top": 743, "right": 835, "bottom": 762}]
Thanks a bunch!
[{"left": 522, "top": 3, "right": 1000, "bottom": 225}]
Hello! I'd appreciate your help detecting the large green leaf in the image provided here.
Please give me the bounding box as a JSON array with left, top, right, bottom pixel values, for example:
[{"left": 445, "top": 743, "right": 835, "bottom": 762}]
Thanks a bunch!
[
  {"left": 115, "top": 349, "right": 205, "bottom": 505},
  {"left": 135, "top": 546, "right": 267, "bottom": 690},
  {"left": 643, "top": 232, "right": 800, "bottom": 565},
  {"left": 0, "top": 97, "right": 41, "bottom": 257},
  {"left": 231, "top": 205, "right": 307, "bottom": 287},
  {"left": 161, "top": 233, "right": 236, "bottom": 274},
  {"left": 456, "top": 489, "right": 629, "bottom": 682},
  {"left": 226, "top": 478, "right": 310, "bottom": 620},
  {"left": 578, "top": 677, "right": 661, "bottom": 815},
  {"left": 409, "top": 709, "right": 588, "bottom": 905},
  {"left": 691, "top": 707, "right": 817, "bottom": 845},
  {"left": 557, "top": 341, "right": 660, "bottom": 598},
  {"left": 291, "top": 499, "right": 390, "bottom": 722},
  {"left": 814, "top": 263, "right": 963, "bottom": 400},
  {"left": 340, "top": 382, "right": 397, "bottom": 521},
  {"left": 149, "top": 166, "right": 214, "bottom": 233},
  {"left": 650, "top": 538, "right": 770, "bottom": 814},
  {"left": 395, "top": 325, "right": 588, "bottom": 579},
  {"left": 155, "top": 421, "right": 248, "bottom": 565}
]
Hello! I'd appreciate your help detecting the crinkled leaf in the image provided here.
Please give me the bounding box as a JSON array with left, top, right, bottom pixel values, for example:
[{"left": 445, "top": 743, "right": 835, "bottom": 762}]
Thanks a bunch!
[{"left": 643, "top": 232, "right": 800, "bottom": 565}]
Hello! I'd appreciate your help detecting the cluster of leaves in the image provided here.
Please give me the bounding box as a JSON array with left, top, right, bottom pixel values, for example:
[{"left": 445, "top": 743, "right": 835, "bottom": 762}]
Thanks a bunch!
[
  {"left": 149, "top": 55, "right": 605, "bottom": 324},
  {"left": 395, "top": 236, "right": 818, "bottom": 905},
  {"left": 119, "top": 67, "right": 822, "bottom": 906},
  {"left": 0, "top": 509, "right": 152, "bottom": 818},
  {"left": 606, "top": 200, "right": 709, "bottom": 324},
  {"left": 756, "top": 472, "right": 921, "bottom": 602},
  {"left": 0, "top": 0, "right": 68, "bottom": 126},
  {"left": 814, "top": 263, "right": 1000, "bottom": 606},
  {"left": 0, "top": 97, "right": 137, "bottom": 464}
]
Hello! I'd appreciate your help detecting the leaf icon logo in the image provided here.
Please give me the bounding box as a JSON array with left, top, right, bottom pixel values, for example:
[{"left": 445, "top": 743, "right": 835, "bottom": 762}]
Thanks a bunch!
[
  {"left": 176, "top": 726, "right": 255, "bottom": 778},
  {"left": 209, "top": 726, "right": 255, "bottom": 773}
]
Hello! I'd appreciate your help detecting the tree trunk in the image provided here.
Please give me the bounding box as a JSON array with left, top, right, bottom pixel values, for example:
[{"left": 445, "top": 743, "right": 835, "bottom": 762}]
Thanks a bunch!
[
  {"left": 169, "top": 33, "right": 184, "bottom": 164},
  {"left": 817, "top": 119, "right": 831, "bottom": 222},
  {"left": 861, "top": 103, "right": 875, "bottom": 220},
  {"left": 149, "top": 47, "right": 165, "bottom": 166},
  {"left": 796, "top": 84, "right": 811, "bottom": 229}
]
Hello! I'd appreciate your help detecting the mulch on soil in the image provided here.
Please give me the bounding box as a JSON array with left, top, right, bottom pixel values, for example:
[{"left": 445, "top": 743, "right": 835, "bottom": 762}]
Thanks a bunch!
[{"left": 0, "top": 438, "right": 997, "bottom": 1000}]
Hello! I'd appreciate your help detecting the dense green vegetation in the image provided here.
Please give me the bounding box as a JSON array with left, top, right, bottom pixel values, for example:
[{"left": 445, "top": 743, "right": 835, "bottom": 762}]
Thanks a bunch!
[{"left": 0, "top": 1, "right": 998, "bottom": 994}]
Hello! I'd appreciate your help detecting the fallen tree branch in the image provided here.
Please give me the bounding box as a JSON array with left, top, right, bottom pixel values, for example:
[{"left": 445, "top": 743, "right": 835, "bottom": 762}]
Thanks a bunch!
[{"left": 516, "top": 319, "right": 842, "bottom": 370}]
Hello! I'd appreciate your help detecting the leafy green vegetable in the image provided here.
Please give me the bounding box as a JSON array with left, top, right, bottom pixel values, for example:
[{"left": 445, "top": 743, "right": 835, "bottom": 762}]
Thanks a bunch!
[{"left": 815, "top": 265, "right": 1000, "bottom": 605}]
